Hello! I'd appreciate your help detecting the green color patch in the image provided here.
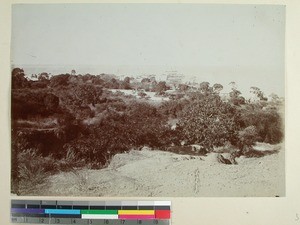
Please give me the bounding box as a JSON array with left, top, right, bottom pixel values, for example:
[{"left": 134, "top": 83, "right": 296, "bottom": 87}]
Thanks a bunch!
[{"left": 80, "top": 210, "right": 118, "bottom": 215}]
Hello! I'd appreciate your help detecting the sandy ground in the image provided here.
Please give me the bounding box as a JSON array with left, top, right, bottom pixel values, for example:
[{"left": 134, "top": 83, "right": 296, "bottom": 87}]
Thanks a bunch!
[{"left": 32, "top": 143, "right": 285, "bottom": 197}]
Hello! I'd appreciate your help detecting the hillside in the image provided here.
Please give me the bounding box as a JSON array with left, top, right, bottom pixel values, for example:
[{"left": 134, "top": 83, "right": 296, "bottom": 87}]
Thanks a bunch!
[{"left": 29, "top": 143, "right": 285, "bottom": 197}]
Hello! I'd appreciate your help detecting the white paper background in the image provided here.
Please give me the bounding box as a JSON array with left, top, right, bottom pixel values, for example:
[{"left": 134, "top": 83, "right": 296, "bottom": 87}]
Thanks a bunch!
[{"left": 1, "top": 0, "right": 299, "bottom": 225}]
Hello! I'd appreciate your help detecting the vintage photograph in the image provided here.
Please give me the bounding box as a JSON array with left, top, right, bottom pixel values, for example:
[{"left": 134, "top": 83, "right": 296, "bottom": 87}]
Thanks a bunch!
[{"left": 11, "top": 4, "right": 285, "bottom": 197}]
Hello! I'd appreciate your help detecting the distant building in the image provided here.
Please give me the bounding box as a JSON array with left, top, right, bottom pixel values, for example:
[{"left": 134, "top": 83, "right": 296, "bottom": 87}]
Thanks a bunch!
[
  {"left": 136, "top": 74, "right": 157, "bottom": 82},
  {"left": 163, "top": 71, "right": 184, "bottom": 89},
  {"left": 184, "top": 76, "right": 199, "bottom": 89}
]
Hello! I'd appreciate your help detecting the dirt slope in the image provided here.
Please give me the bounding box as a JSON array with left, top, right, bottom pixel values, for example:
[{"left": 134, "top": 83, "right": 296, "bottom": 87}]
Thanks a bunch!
[{"left": 32, "top": 143, "right": 285, "bottom": 197}]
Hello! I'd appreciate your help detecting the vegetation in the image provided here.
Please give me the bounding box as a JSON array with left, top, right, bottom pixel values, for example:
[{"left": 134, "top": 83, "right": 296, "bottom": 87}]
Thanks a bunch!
[
  {"left": 11, "top": 68, "right": 284, "bottom": 194},
  {"left": 178, "top": 93, "right": 241, "bottom": 150}
]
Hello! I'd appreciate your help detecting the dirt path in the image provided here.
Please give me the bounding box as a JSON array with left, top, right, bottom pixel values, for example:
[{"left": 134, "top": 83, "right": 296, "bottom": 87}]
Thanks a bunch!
[{"left": 32, "top": 143, "right": 285, "bottom": 197}]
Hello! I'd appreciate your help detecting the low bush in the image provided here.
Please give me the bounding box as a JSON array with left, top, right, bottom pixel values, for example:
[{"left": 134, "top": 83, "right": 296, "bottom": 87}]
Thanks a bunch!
[
  {"left": 237, "top": 126, "right": 259, "bottom": 152},
  {"left": 12, "top": 147, "right": 87, "bottom": 195},
  {"left": 15, "top": 149, "right": 53, "bottom": 195},
  {"left": 240, "top": 107, "right": 284, "bottom": 144}
]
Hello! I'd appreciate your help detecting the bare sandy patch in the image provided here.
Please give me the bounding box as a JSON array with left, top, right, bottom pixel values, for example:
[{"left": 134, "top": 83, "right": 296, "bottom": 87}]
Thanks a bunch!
[{"left": 33, "top": 144, "right": 285, "bottom": 197}]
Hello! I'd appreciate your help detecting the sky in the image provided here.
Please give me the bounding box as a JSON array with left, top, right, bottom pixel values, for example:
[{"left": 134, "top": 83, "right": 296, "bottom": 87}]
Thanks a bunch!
[{"left": 11, "top": 4, "right": 285, "bottom": 97}]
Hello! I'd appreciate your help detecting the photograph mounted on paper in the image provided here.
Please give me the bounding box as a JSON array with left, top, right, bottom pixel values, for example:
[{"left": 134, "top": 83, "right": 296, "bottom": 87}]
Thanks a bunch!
[{"left": 11, "top": 4, "right": 285, "bottom": 197}]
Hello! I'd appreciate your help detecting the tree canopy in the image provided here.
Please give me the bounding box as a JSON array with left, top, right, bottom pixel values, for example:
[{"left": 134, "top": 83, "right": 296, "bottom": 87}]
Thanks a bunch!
[{"left": 178, "top": 94, "right": 241, "bottom": 150}]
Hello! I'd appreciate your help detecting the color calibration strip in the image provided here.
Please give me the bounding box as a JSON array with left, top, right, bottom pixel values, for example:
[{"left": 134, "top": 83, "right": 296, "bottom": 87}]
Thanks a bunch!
[{"left": 11, "top": 200, "right": 171, "bottom": 225}]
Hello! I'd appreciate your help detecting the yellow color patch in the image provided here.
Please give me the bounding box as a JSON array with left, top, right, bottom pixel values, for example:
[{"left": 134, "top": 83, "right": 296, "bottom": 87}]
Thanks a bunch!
[{"left": 118, "top": 210, "right": 155, "bottom": 215}]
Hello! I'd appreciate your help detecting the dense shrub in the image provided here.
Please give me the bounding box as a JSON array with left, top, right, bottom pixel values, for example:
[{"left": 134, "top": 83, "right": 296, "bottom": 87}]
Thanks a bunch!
[
  {"left": 11, "top": 69, "right": 285, "bottom": 194},
  {"left": 59, "top": 100, "right": 174, "bottom": 168},
  {"left": 12, "top": 68, "right": 30, "bottom": 89},
  {"left": 16, "top": 149, "right": 52, "bottom": 195},
  {"left": 240, "top": 106, "right": 284, "bottom": 144},
  {"left": 12, "top": 90, "right": 60, "bottom": 119},
  {"left": 159, "top": 99, "right": 190, "bottom": 118},
  {"left": 237, "top": 125, "right": 259, "bottom": 151},
  {"left": 49, "top": 74, "right": 71, "bottom": 87},
  {"left": 178, "top": 93, "right": 241, "bottom": 151}
]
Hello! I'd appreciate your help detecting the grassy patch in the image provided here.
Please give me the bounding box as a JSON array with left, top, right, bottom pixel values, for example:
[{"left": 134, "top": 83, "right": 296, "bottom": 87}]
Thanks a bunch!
[{"left": 12, "top": 148, "right": 86, "bottom": 195}]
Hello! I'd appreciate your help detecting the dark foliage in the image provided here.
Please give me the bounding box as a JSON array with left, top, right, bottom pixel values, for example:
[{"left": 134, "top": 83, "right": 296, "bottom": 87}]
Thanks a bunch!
[
  {"left": 12, "top": 68, "right": 30, "bottom": 89},
  {"left": 240, "top": 106, "right": 284, "bottom": 144},
  {"left": 11, "top": 68, "right": 284, "bottom": 194},
  {"left": 159, "top": 99, "right": 190, "bottom": 118},
  {"left": 12, "top": 90, "right": 60, "bottom": 119},
  {"left": 178, "top": 93, "right": 241, "bottom": 151}
]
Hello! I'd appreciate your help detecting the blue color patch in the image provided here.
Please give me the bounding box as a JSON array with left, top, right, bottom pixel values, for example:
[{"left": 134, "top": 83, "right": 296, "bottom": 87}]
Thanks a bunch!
[{"left": 45, "top": 209, "right": 81, "bottom": 215}]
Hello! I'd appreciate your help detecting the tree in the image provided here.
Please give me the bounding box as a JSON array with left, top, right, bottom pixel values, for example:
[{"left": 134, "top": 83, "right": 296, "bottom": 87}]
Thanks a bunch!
[
  {"left": 199, "top": 82, "right": 211, "bottom": 95},
  {"left": 122, "top": 101, "right": 171, "bottom": 148},
  {"left": 150, "top": 80, "right": 158, "bottom": 92},
  {"left": 66, "top": 100, "right": 172, "bottom": 168},
  {"left": 121, "top": 77, "right": 131, "bottom": 90},
  {"left": 240, "top": 107, "right": 283, "bottom": 144},
  {"left": 159, "top": 99, "right": 189, "bottom": 118},
  {"left": 107, "top": 78, "right": 120, "bottom": 89},
  {"left": 141, "top": 78, "right": 151, "bottom": 83},
  {"left": 124, "top": 77, "right": 131, "bottom": 84},
  {"left": 229, "top": 89, "right": 241, "bottom": 99},
  {"left": 269, "top": 93, "right": 280, "bottom": 102},
  {"left": 12, "top": 68, "right": 29, "bottom": 89},
  {"left": 50, "top": 74, "right": 71, "bottom": 87},
  {"left": 178, "top": 84, "right": 189, "bottom": 92},
  {"left": 155, "top": 81, "right": 167, "bottom": 95},
  {"left": 229, "top": 81, "right": 238, "bottom": 91},
  {"left": 213, "top": 83, "right": 223, "bottom": 93},
  {"left": 237, "top": 126, "right": 258, "bottom": 152},
  {"left": 93, "top": 76, "right": 105, "bottom": 86},
  {"left": 250, "top": 87, "right": 268, "bottom": 101},
  {"left": 70, "top": 84, "right": 103, "bottom": 107},
  {"left": 44, "top": 93, "right": 59, "bottom": 112},
  {"left": 38, "top": 72, "right": 49, "bottom": 81},
  {"left": 229, "top": 83, "right": 245, "bottom": 106},
  {"left": 178, "top": 94, "right": 240, "bottom": 150},
  {"left": 35, "top": 72, "right": 50, "bottom": 88}
]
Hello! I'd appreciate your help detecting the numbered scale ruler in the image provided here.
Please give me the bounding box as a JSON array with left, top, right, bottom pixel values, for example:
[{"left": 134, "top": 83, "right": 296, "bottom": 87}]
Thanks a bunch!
[{"left": 11, "top": 200, "right": 171, "bottom": 225}]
